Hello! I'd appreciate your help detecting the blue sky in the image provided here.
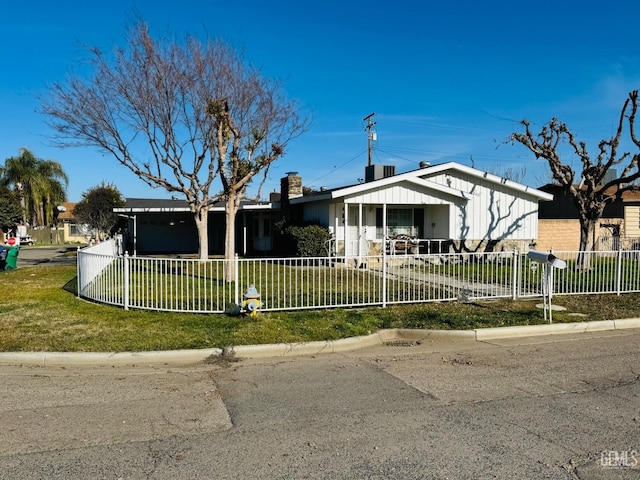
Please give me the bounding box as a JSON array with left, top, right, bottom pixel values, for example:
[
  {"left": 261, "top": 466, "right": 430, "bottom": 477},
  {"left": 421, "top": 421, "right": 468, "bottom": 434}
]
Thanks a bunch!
[{"left": 2, "top": 1, "right": 639, "bottom": 201}]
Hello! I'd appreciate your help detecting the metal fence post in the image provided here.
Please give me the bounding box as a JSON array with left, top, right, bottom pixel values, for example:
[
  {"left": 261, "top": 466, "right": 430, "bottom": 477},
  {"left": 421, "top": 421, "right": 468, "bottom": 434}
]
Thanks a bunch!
[
  {"left": 123, "top": 252, "right": 130, "bottom": 310},
  {"left": 234, "top": 254, "right": 240, "bottom": 306},
  {"left": 382, "top": 243, "right": 387, "bottom": 308},
  {"left": 76, "top": 246, "right": 81, "bottom": 299},
  {"left": 616, "top": 248, "right": 623, "bottom": 295},
  {"left": 512, "top": 250, "right": 518, "bottom": 300}
]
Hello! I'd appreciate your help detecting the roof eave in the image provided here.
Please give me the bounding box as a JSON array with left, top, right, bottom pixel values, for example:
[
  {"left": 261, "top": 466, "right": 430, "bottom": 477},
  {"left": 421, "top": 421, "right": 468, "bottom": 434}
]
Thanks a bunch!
[{"left": 114, "top": 202, "right": 275, "bottom": 213}]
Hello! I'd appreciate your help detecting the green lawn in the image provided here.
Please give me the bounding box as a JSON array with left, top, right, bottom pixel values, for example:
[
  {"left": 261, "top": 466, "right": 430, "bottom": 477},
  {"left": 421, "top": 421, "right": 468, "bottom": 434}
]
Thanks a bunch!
[{"left": 2, "top": 264, "right": 639, "bottom": 352}]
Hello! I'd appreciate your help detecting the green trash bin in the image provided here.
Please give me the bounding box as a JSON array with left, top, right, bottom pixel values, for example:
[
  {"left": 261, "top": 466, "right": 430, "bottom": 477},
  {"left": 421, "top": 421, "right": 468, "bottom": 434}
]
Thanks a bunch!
[{"left": 3, "top": 245, "right": 19, "bottom": 270}]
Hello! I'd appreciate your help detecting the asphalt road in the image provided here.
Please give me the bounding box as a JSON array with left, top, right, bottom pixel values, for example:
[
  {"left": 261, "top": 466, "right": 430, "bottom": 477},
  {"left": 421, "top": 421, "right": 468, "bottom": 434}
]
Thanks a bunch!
[
  {"left": 11, "top": 245, "right": 78, "bottom": 267},
  {"left": 1, "top": 329, "right": 640, "bottom": 479}
]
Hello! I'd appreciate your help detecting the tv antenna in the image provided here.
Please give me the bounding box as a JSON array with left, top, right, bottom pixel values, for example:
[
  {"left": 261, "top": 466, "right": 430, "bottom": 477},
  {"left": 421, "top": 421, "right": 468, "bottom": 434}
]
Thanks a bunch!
[{"left": 363, "top": 112, "right": 377, "bottom": 166}]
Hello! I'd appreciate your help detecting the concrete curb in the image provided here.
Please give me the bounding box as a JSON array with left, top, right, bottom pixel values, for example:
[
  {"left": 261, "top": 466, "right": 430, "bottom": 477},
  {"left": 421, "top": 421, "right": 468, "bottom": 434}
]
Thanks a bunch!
[
  {"left": 475, "top": 318, "right": 640, "bottom": 340},
  {"left": 474, "top": 320, "right": 616, "bottom": 340},
  {"left": 232, "top": 329, "right": 477, "bottom": 359},
  {"left": 0, "top": 348, "right": 224, "bottom": 367},
  {"left": 612, "top": 318, "right": 640, "bottom": 330},
  {"left": 1, "top": 320, "right": 639, "bottom": 367}
]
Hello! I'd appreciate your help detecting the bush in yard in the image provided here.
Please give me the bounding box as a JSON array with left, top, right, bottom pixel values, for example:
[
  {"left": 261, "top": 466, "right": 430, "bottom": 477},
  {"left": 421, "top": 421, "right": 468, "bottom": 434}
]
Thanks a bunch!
[
  {"left": 284, "top": 224, "right": 332, "bottom": 257},
  {"left": 0, "top": 185, "right": 23, "bottom": 235}
]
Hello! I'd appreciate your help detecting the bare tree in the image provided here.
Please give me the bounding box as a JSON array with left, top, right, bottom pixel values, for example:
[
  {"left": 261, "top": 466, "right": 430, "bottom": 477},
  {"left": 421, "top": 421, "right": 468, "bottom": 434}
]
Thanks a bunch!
[
  {"left": 510, "top": 90, "right": 640, "bottom": 268},
  {"left": 42, "top": 22, "right": 307, "bottom": 279}
]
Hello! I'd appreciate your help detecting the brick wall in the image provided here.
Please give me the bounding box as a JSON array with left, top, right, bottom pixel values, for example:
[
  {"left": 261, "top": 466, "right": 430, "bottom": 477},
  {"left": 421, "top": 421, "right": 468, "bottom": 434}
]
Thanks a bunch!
[
  {"left": 536, "top": 219, "right": 581, "bottom": 251},
  {"left": 537, "top": 219, "right": 626, "bottom": 252}
]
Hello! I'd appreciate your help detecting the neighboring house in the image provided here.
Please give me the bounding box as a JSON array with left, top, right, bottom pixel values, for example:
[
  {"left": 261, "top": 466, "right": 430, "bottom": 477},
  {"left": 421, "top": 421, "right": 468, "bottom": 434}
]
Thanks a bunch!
[
  {"left": 114, "top": 162, "right": 553, "bottom": 257},
  {"left": 537, "top": 184, "right": 640, "bottom": 251},
  {"left": 114, "top": 198, "right": 275, "bottom": 255},
  {"left": 57, "top": 202, "right": 90, "bottom": 244}
]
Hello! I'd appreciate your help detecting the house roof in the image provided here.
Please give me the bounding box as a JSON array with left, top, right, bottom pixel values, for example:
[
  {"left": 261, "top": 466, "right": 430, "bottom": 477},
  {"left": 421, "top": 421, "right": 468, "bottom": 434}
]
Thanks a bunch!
[
  {"left": 57, "top": 202, "right": 77, "bottom": 220},
  {"left": 623, "top": 190, "right": 640, "bottom": 201},
  {"left": 539, "top": 183, "right": 640, "bottom": 202},
  {"left": 114, "top": 162, "right": 553, "bottom": 214},
  {"left": 291, "top": 162, "right": 553, "bottom": 204}
]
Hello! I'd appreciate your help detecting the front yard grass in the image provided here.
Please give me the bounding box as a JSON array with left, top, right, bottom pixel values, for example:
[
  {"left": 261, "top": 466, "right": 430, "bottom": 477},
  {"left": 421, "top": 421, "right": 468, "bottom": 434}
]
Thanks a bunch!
[{"left": 1, "top": 265, "right": 639, "bottom": 352}]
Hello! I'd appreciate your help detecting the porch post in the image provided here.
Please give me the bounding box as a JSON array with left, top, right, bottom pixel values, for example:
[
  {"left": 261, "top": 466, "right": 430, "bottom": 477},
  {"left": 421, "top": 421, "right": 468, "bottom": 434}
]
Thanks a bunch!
[
  {"left": 333, "top": 204, "right": 339, "bottom": 255},
  {"left": 343, "top": 203, "right": 349, "bottom": 257},
  {"left": 358, "top": 203, "right": 363, "bottom": 257},
  {"left": 382, "top": 204, "right": 387, "bottom": 251}
]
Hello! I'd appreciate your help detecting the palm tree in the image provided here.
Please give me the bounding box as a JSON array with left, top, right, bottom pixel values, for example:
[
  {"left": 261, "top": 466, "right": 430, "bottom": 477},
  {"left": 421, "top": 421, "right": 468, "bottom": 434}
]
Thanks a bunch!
[
  {"left": 1, "top": 148, "right": 68, "bottom": 226},
  {"left": 31, "top": 160, "right": 68, "bottom": 226},
  {"left": 41, "top": 177, "right": 67, "bottom": 226}
]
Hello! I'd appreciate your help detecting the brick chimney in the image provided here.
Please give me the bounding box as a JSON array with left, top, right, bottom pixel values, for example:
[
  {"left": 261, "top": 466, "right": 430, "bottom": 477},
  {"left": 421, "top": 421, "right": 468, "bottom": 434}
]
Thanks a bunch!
[
  {"left": 280, "top": 171, "right": 302, "bottom": 224},
  {"left": 281, "top": 171, "right": 302, "bottom": 200}
]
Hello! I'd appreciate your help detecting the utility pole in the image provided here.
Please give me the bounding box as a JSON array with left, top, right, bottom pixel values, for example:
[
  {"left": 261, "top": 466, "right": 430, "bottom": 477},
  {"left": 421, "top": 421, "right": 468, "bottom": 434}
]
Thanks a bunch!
[{"left": 363, "top": 112, "right": 376, "bottom": 166}]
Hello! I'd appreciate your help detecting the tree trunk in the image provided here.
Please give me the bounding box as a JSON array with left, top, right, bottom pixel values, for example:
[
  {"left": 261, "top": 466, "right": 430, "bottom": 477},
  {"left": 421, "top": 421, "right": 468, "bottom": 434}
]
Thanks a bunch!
[
  {"left": 194, "top": 207, "right": 209, "bottom": 261},
  {"left": 17, "top": 183, "right": 27, "bottom": 225},
  {"left": 577, "top": 217, "right": 597, "bottom": 270},
  {"left": 224, "top": 193, "right": 239, "bottom": 282}
]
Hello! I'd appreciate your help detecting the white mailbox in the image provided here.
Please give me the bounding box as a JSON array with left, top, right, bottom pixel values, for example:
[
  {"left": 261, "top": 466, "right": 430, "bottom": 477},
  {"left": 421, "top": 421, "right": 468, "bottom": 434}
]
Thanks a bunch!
[
  {"left": 527, "top": 250, "right": 567, "bottom": 269},
  {"left": 527, "top": 250, "right": 566, "bottom": 323}
]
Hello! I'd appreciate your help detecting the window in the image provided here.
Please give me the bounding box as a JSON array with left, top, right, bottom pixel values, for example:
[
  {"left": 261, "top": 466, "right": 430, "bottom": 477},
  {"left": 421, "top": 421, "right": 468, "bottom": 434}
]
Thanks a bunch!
[
  {"left": 69, "top": 223, "right": 84, "bottom": 236},
  {"left": 387, "top": 208, "right": 414, "bottom": 236},
  {"left": 376, "top": 208, "right": 424, "bottom": 237}
]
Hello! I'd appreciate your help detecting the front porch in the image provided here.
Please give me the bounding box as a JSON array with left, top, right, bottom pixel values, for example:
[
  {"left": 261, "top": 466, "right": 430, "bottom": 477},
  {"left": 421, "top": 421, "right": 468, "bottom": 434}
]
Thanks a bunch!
[{"left": 329, "top": 202, "right": 453, "bottom": 257}]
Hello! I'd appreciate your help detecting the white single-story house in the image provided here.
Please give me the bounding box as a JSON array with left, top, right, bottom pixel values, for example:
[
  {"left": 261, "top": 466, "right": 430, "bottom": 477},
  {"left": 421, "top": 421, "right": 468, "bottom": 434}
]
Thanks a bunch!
[
  {"left": 285, "top": 162, "right": 553, "bottom": 256},
  {"left": 114, "top": 161, "right": 553, "bottom": 257}
]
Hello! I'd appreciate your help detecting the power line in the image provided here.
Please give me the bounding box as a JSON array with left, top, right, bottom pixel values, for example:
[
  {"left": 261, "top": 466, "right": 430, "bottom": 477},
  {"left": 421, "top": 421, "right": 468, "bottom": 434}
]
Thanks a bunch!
[
  {"left": 376, "top": 145, "right": 529, "bottom": 163},
  {"left": 305, "top": 113, "right": 533, "bottom": 188},
  {"left": 307, "top": 149, "right": 368, "bottom": 186}
]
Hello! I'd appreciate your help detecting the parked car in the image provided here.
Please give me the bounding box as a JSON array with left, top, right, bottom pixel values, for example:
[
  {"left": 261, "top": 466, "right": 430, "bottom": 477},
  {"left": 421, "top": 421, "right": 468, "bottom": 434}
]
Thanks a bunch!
[{"left": 18, "top": 234, "right": 35, "bottom": 245}]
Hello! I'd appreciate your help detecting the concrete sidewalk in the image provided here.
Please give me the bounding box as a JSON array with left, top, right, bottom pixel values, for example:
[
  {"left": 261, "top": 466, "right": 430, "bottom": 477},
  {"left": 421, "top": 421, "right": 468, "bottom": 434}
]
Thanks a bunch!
[{"left": 2, "top": 317, "right": 640, "bottom": 367}]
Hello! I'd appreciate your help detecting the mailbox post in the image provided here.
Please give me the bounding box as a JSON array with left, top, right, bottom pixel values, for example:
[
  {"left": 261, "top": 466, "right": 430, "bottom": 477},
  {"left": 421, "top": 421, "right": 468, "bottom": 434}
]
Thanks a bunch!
[{"left": 527, "top": 250, "right": 567, "bottom": 323}]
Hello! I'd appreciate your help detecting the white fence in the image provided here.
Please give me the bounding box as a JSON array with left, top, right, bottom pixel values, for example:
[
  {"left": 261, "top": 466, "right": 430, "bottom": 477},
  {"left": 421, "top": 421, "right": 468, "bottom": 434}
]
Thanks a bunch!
[
  {"left": 76, "top": 243, "right": 640, "bottom": 314},
  {"left": 76, "top": 239, "right": 121, "bottom": 294}
]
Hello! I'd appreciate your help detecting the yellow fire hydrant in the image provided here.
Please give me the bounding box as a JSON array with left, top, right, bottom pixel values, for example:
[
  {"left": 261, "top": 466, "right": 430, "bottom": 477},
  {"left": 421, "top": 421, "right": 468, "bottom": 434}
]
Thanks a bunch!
[{"left": 242, "top": 284, "right": 261, "bottom": 316}]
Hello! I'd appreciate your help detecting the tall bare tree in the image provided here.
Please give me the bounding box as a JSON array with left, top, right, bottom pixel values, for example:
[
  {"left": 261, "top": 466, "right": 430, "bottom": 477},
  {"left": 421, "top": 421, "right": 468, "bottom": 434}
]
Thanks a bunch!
[
  {"left": 42, "top": 22, "right": 307, "bottom": 278},
  {"left": 511, "top": 90, "right": 640, "bottom": 268}
]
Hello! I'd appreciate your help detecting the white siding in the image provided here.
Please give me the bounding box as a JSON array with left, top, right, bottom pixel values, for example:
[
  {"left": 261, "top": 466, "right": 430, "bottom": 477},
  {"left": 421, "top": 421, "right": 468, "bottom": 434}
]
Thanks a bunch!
[
  {"left": 426, "top": 205, "right": 450, "bottom": 238},
  {"left": 426, "top": 171, "right": 539, "bottom": 240},
  {"left": 298, "top": 164, "right": 546, "bottom": 248},
  {"left": 344, "top": 182, "right": 454, "bottom": 205}
]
